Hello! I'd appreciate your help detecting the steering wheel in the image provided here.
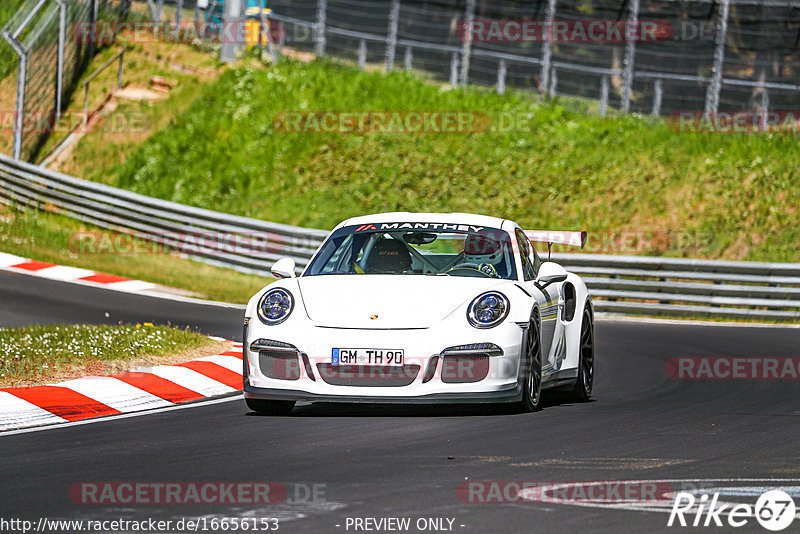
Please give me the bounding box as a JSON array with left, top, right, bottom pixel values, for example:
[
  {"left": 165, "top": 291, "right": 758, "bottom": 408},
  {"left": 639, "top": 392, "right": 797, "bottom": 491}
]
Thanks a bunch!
[{"left": 447, "top": 263, "right": 494, "bottom": 278}]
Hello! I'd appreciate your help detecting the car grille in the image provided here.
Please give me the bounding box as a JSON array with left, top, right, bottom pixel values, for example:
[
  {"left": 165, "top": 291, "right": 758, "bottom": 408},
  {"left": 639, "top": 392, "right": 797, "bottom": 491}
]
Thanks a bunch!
[
  {"left": 259, "top": 351, "right": 301, "bottom": 381},
  {"left": 316, "top": 364, "right": 420, "bottom": 387},
  {"left": 441, "top": 355, "right": 489, "bottom": 384}
]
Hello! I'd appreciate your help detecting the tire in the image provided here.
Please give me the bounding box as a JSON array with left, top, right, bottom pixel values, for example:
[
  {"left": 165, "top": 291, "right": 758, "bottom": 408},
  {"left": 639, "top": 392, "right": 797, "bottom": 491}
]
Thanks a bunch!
[
  {"left": 246, "top": 398, "right": 296, "bottom": 415},
  {"left": 517, "top": 311, "right": 543, "bottom": 412},
  {"left": 570, "top": 306, "right": 594, "bottom": 402}
]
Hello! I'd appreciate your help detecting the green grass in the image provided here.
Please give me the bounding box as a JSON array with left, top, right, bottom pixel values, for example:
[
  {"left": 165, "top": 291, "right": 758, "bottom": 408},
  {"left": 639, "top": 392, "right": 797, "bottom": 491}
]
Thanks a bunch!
[
  {"left": 0, "top": 323, "right": 218, "bottom": 387},
  {"left": 0, "top": 0, "right": 24, "bottom": 80},
  {"left": 0, "top": 204, "right": 272, "bottom": 303},
  {"left": 100, "top": 58, "right": 799, "bottom": 263}
]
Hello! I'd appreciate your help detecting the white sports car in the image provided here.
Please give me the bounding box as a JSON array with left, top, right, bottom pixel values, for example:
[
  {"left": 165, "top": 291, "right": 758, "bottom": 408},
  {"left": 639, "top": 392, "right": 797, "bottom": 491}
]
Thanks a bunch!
[{"left": 243, "top": 212, "right": 593, "bottom": 414}]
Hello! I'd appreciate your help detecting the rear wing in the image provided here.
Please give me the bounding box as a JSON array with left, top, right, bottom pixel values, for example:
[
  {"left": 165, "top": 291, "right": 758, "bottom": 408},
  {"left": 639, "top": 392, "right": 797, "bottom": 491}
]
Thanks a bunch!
[{"left": 524, "top": 230, "right": 587, "bottom": 260}]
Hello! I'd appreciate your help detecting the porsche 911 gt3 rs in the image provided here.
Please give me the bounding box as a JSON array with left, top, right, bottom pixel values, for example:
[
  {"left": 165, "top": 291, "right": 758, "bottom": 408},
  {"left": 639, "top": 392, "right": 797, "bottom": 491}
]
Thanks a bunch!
[{"left": 243, "top": 212, "right": 594, "bottom": 414}]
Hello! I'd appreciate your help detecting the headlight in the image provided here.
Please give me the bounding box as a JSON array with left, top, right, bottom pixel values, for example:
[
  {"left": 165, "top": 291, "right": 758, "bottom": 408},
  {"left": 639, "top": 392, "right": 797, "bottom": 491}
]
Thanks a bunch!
[
  {"left": 467, "top": 291, "right": 509, "bottom": 329},
  {"left": 257, "top": 288, "right": 294, "bottom": 325}
]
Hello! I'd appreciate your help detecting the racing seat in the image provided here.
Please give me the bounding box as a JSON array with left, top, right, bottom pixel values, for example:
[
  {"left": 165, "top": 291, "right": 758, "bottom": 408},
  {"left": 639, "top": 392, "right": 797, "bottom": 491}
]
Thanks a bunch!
[{"left": 365, "top": 238, "right": 412, "bottom": 273}]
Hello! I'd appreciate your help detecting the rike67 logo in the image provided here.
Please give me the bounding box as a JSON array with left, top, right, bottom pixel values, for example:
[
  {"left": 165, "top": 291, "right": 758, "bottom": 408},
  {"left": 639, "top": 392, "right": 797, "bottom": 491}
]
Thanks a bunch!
[{"left": 668, "top": 489, "right": 797, "bottom": 531}]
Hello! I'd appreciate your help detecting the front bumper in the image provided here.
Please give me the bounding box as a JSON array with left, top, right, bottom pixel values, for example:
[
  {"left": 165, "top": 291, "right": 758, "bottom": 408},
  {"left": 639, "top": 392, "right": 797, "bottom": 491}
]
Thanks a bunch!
[{"left": 243, "top": 320, "right": 525, "bottom": 404}]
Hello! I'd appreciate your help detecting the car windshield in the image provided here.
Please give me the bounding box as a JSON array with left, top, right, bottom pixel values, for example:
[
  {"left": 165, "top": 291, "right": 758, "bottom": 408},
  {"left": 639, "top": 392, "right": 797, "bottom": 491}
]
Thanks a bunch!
[{"left": 304, "top": 223, "right": 518, "bottom": 280}]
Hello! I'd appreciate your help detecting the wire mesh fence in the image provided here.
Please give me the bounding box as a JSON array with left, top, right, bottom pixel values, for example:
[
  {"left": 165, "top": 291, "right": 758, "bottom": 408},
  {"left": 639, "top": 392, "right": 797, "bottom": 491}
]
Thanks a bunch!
[
  {"left": 261, "top": 0, "right": 799, "bottom": 120},
  {"left": 1, "top": 0, "right": 131, "bottom": 161}
]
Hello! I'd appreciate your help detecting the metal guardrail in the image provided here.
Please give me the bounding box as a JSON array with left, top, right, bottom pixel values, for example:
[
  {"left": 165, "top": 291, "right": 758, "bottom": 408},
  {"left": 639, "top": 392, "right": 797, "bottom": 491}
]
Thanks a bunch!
[
  {"left": 0, "top": 154, "right": 328, "bottom": 275},
  {"left": 0, "top": 153, "right": 798, "bottom": 321}
]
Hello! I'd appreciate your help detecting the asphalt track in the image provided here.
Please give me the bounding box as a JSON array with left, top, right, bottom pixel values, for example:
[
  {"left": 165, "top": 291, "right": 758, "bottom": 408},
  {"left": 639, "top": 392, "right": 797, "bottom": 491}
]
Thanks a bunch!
[{"left": 2, "top": 269, "right": 800, "bottom": 533}]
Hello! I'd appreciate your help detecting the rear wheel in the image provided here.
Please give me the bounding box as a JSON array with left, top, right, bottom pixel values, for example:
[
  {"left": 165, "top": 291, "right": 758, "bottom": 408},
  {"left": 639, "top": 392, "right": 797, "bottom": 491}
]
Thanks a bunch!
[
  {"left": 570, "top": 306, "right": 594, "bottom": 402},
  {"left": 246, "top": 399, "right": 296, "bottom": 415},
  {"left": 517, "top": 312, "right": 542, "bottom": 412}
]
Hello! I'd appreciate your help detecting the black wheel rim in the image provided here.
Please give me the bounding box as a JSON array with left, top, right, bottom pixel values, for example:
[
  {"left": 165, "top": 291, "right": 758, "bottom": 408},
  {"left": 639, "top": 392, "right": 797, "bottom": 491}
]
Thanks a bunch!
[
  {"left": 527, "top": 316, "right": 541, "bottom": 405},
  {"left": 580, "top": 309, "right": 594, "bottom": 393}
]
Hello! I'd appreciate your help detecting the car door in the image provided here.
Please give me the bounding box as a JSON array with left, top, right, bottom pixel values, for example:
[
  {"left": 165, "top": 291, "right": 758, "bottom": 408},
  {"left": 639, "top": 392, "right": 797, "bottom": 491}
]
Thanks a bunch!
[{"left": 515, "top": 229, "right": 558, "bottom": 364}]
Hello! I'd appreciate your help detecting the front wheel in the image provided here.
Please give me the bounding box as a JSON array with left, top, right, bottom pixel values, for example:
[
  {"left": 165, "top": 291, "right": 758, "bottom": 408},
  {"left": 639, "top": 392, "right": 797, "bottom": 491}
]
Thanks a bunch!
[
  {"left": 246, "top": 399, "right": 296, "bottom": 415},
  {"left": 517, "top": 312, "right": 542, "bottom": 412},
  {"left": 569, "top": 306, "right": 594, "bottom": 402}
]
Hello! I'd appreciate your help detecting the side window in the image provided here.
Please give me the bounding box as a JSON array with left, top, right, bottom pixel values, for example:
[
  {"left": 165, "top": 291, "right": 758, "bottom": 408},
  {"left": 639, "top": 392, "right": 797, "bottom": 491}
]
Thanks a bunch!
[
  {"left": 515, "top": 229, "right": 536, "bottom": 281},
  {"left": 530, "top": 243, "right": 542, "bottom": 275}
]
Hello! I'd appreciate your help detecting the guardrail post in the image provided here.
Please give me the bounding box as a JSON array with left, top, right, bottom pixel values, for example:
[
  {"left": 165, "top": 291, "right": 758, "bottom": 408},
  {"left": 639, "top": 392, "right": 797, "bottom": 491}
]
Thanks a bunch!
[
  {"left": 704, "top": 0, "right": 730, "bottom": 114},
  {"left": 358, "top": 39, "right": 366, "bottom": 69},
  {"left": 315, "top": 0, "right": 327, "bottom": 56},
  {"left": 496, "top": 59, "right": 506, "bottom": 95},
  {"left": 539, "top": 0, "right": 556, "bottom": 98},
  {"left": 652, "top": 79, "right": 662, "bottom": 116},
  {"left": 599, "top": 75, "right": 608, "bottom": 116},
  {"left": 621, "top": 0, "right": 640, "bottom": 112},
  {"left": 403, "top": 46, "right": 412, "bottom": 70},
  {"left": 449, "top": 52, "right": 459, "bottom": 88},
  {"left": 384, "top": 0, "right": 399, "bottom": 72},
  {"left": 460, "top": 0, "right": 475, "bottom": 87}
]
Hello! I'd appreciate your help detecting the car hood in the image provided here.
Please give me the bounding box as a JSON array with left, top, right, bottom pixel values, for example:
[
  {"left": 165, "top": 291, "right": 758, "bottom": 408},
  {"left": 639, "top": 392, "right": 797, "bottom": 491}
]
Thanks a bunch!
[{"left": 297, "top": 275, "right": 509, "bottom": 329}]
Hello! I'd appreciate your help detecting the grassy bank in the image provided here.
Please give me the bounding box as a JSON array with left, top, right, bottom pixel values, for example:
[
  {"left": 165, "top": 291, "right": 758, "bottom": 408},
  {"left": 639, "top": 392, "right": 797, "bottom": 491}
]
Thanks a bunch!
[
  {"left": 0, "top": 323, "right": 228, "bottom": 387},
  {"left": 99, "top": 58, "right": 798, "bottom": 262}
]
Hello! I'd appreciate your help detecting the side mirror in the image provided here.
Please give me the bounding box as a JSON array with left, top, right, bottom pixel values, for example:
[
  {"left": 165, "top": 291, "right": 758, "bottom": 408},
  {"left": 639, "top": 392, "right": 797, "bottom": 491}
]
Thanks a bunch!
[
  {"left": 271, "top": 258, "right": 296, "bottom": 279},
  {"left": 535, "top": 262, "right": 567, "bottom": 289}
]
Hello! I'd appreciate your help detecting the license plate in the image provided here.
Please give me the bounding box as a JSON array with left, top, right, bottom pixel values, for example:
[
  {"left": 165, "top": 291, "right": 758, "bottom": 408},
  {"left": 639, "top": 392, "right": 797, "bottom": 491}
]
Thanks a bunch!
[{"left": 331, "top": 348, "right": 404, "bottom": 366}]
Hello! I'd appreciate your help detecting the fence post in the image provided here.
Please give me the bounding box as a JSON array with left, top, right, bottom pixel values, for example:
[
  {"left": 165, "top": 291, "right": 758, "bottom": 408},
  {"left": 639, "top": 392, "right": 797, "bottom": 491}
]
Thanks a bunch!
[
  {"left": 403, "top": 46, "right": 412, "bottom": 70},
  {"left": 759, "top": 86, "right": 769, "bottom": 132},
  {"left": 89, "top": 0, "right": 98, "bottom": 59},
  {"left": 157, "top": 0, "right": 164, "bottom": 22},
  {"left": 652, "top": 79, "right": 662, "bottom": 116},
  {"left": 460, "top": 0, "right": 475, "bottom": 87},
  {"left": 176, "top": 0, "right": 183, "bottom": 24},
  {"left": 2, "top": 33, "right": 26, "bottom": 160},
  {"left": 220, "top": 0, "right": 242, "bottom": 62},
  {"left": 385, "top": 0, "right": 399, "bottom": 72},
  {"left": 705, "top": 0, "right": 730, "bottom": 114},
  {"left": 449, "top": 52, "right": 459, "bottom": 88},
  {"left": 621, "top": 0, "right": 640, "bottom": 112},
  {"left": 496, "top": 59, "right": 506, "bottom": 95},
  {"left": 315, "top": 0, "right": 327, "bottom": 56},
  {"left": 548, "top": 68, "right": 557, "bottom": 99},
  {"left": 55, "top": 0, "right": 67, "bottom": 119},
  {"left": 599, "top": 75, "right": 608, "bottom": 116},
  {"left": 540, "top": 0, "right": 556, "bottom": 98},
  {"left": 358, "top": 39, "right": 367, "bottom": 69}
]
